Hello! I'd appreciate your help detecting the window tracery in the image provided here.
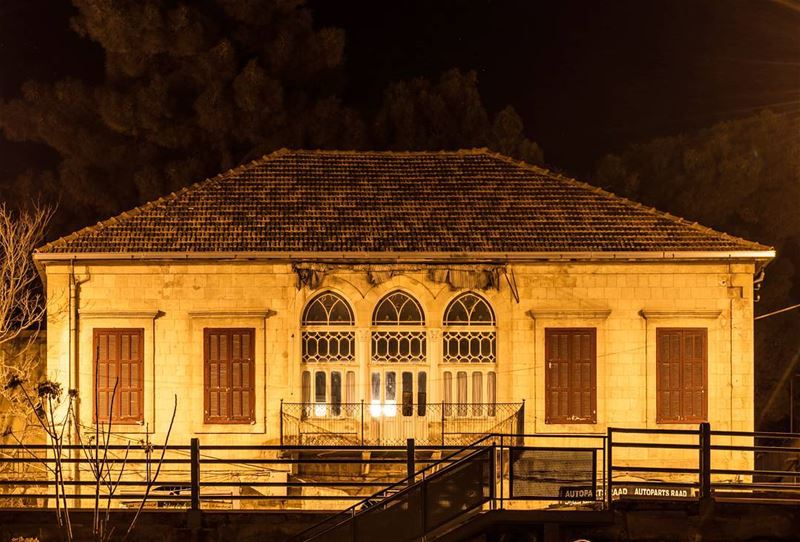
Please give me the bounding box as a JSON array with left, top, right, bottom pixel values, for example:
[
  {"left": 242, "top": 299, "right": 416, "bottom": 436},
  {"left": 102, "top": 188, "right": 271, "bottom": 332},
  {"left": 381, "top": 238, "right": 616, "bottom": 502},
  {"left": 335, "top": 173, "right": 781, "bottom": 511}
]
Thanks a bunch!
[
  {"left": 301, "top": 292, "right": 356, "bottom": 364},
  {"left": 371, "top": 291, "right": 427, "bottom": 364},
  {"left": 442, "top": 293, "right": 496, "bottom": 364}
]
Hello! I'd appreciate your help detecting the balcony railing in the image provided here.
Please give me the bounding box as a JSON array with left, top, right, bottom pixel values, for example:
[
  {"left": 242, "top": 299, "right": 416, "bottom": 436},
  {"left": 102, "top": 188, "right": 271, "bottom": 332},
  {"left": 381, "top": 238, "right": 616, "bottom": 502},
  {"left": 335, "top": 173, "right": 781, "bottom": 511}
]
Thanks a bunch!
[{"left": 280, "top": 401, "right": 524, "bottom": 446}]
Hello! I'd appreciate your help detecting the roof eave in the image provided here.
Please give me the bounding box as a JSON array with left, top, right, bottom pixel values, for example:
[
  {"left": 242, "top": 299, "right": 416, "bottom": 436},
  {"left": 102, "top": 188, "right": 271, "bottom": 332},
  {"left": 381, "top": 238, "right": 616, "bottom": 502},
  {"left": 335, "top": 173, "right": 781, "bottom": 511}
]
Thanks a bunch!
[{"left": 33, "top": 249, "right": 776, "bottom": 264}]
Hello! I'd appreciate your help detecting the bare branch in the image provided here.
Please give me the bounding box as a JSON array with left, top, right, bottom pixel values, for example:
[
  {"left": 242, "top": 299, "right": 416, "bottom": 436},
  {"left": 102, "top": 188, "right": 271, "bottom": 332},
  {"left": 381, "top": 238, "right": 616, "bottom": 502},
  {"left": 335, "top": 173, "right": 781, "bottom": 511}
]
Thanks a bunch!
[
  {"left": 0, "top": 202, "right": 53, "bottom": 347},
  {"left": 124, "top": 394, "right": 178, "bottom": 541}
]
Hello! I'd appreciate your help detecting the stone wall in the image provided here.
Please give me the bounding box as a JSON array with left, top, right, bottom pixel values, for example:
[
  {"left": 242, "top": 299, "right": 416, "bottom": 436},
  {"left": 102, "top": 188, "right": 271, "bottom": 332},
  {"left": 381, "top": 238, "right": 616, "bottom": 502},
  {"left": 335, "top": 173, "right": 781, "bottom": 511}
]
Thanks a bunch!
[{"left": 42, "top": 259, "right": 756, "bottom": 472}]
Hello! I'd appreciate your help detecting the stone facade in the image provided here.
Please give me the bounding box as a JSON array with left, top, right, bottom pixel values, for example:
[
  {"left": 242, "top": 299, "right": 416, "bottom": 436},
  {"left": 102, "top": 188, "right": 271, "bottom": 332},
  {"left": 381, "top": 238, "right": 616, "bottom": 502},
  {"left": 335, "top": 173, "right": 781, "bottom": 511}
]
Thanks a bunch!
[{"left": 41, "top": 258, "right": 756, "bottom": 457}]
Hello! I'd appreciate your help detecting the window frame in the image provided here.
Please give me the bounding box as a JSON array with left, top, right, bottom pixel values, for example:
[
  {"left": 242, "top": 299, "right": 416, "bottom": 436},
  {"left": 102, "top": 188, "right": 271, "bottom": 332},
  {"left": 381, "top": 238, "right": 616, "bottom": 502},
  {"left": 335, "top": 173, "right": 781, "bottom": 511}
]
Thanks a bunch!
[
  {"left": 656, "top": 327, "right": 708, "bottom": 424},
  {"left": 302, "top": 368, "right": 357, "bottom": 418},
  {"left": 371, "top": 290, "right": 427, "bottom": 365},
  {"left": 544, "top": 327, "right": 597, "bottom": 425},
  {"left": 442, "top": 292, "right": 496, "bottom": 364},
  {"left": 442, "top": 368, "right": 497, "bottom": 418},
  {"left": 301, "top": 291, "right": 356, "bottom": 364},
  {"left": 203, "top": 328, "right": 256, "bottom": 425},
  {"left": 92, "top": 328, "right": 145, "bottom": 424}
]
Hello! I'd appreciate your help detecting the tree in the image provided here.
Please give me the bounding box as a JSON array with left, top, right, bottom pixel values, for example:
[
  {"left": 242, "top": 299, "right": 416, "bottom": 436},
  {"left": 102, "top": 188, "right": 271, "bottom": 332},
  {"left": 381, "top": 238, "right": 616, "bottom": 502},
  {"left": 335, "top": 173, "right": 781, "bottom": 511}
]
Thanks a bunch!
[
  {"left": 0, "top": 203, "right": 52, "bottom": 435},
  {"left": 0, "top": 2, "right": 543, "bottom": 238},
  {"left": 596, "top": 109, "right": 800, "bottom": 430},
  {"left": 0, "top": 0, "right": 363, "bottom": 230},
  {"left": 375, "top": 69, "right": 544, "bottom": 165},
  {"left": 0, "top": 204, "right": 51, "bottom": 510}
]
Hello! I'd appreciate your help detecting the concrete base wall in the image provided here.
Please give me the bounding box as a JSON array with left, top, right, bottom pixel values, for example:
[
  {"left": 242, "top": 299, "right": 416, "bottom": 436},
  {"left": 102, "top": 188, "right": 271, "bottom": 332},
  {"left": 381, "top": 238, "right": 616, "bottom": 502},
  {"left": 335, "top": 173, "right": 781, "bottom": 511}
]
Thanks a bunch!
[{"left": 2, "top": 500, "right": 798, "bottom": 542}]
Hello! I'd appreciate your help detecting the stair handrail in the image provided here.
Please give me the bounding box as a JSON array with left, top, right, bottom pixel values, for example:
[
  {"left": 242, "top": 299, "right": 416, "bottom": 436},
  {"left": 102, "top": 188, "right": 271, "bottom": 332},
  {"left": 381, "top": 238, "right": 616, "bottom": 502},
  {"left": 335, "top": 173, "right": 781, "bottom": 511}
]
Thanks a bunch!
[{"left": 287, "top": 432, "right": 498, "bottom": 542}]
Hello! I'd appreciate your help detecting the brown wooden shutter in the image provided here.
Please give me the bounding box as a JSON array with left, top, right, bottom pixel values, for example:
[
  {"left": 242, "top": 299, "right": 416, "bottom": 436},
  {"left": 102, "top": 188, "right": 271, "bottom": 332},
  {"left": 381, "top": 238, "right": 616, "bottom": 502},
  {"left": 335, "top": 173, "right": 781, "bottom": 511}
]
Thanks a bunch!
[
  {"left": 93, "top": 329, "right": 144, "bottom": 423},
  {"left": 545, "top": 328, "right": 596, "bottom": 424},
  {"left": 204, "top": 329, "right": 255, "bottom": 423},
  {"left": 657, "top": 328, "right": 707, "bottom": 423}
]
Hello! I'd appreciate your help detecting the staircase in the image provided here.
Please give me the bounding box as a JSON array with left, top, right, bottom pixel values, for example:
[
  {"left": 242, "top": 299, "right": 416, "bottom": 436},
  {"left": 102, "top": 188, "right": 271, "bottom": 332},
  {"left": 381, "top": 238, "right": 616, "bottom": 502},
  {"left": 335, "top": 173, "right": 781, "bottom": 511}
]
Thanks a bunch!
[{"left": 289, "top": 435, "right": 497, "bottom": 542}]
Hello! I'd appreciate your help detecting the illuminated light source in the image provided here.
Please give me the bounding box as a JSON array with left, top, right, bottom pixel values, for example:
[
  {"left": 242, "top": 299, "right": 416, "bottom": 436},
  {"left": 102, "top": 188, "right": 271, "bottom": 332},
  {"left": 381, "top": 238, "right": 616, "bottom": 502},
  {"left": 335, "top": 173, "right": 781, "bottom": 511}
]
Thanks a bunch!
[
  {"left": 370, "top": 401, "right": 382, "bottom": 417},
  {"left": 383, "top": 401, "right": 397, "bottom": 417},
  {"left": 314, "top": 403, "right": 327, "bottom": 417}
]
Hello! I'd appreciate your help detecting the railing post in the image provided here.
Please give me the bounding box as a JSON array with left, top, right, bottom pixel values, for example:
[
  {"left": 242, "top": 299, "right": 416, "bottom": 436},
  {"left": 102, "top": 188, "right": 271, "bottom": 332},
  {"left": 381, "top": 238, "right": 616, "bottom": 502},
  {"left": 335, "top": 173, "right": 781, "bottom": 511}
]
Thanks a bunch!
[
  {"left": 699, "top": 422, "right": 711, "bottom": 502},
  {"left": 490, "top": 442, "right": 497, "bottom": 509},
  {"left": 499, "top": 435, "right": 504, "bottom": 510},
  {"left": 360, "top": 400, "right": 365, "bottom": 446},
  {"left": 280, "top": 399, "right": 284, "bottom": 447},
  {"left": 191, "top": 437, "right": 200, "bottom": 511},
  {"left": 407, "top": 438, "right": 415, "bottom": 485},
  {"left": 606, "top": 427, "right": 613, "bottom": 511},
  {"left": 441, "top": 402, "right": 445, "bottom": 447}
]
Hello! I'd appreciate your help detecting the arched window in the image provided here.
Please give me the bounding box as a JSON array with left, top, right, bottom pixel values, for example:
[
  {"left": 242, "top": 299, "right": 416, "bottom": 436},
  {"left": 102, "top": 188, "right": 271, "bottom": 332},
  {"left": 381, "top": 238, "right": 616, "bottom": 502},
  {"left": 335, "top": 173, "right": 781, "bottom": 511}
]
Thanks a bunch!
[
  {"left": 442, "top": 293, "right": 497, "bottom": 418},
  {"left": 370, "top": 291, "right": 427, "bottom": 417},
  {"left": 302, "top": 292, "right": 355, "bottom": 326},
  {"left": 372, "top": 291, "right": 425, "bottom": 325},
  {"left": 442, "top": 293, "right": 496, "bottom": 363},
  {"left": 301, "top": 292, "right": 356, "bottom": 417},
  {"left": 370, "top": 291, "right": 426, "bottom": 363},
  {"left": 301, "top": 292, "right": 355, "bottom": 363}
]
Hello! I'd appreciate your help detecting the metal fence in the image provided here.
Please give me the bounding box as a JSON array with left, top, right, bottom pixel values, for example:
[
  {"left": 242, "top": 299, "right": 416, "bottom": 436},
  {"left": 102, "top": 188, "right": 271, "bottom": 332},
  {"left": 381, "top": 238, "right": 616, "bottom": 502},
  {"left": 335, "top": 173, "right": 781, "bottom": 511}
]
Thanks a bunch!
[
  {"left": 280, "top": 401, "right": 524, "bottom": 446},
  {"left": 0, "top": 424, "right": 797, "bottom": 517},
  {"left": 607, "top": 424, "right": 800, "bottom": 507},
  {"left": 0, "top": 440, "right": 483, "bottom": 510}
]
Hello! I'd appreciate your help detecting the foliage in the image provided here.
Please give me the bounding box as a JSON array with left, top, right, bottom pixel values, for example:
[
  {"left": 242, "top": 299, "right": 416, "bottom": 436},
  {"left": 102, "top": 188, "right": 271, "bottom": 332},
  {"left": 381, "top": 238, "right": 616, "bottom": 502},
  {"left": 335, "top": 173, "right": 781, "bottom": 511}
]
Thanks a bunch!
[
  {"left": 374, "top": 69, "right": 543, "bottom": 164},
  {"left": 0, "top": 0, "right": 541, "bottom": 237},
  {"left": 596, "top": 109, "right": 800, "bottom": 429}
]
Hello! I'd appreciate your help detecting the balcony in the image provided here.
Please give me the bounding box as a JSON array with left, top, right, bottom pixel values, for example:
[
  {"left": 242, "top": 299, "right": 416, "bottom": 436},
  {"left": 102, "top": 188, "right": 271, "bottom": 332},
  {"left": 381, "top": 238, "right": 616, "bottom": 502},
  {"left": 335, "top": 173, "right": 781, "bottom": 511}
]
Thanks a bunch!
[{"left": 280, "top": 401, "right": 524, "bottom": 446}]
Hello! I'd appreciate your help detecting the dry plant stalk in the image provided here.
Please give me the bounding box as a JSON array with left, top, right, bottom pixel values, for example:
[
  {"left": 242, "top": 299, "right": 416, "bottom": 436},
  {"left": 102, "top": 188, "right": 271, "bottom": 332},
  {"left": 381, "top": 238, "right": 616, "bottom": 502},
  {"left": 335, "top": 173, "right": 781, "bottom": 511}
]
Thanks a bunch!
[
  {"left": 0, "top": 204, "right": 52, "bottom": 457},
  {"left": 0, "top": 203, "right": 52, "bottom": 350}
]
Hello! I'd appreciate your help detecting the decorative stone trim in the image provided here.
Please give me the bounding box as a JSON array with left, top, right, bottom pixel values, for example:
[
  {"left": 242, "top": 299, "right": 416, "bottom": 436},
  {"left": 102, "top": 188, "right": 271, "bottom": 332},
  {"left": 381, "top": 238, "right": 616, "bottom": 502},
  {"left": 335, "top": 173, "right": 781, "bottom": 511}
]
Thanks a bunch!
[
  {"left": 639, "top": 309, "right": 722, "bottom": 320},
  {"left": 188, "top": 309, "right": 275, "bottom": 319},
  {"left": 526, "top": 309, "right": 611, "bottom": 320},
  {"left": 79, "top": 310, "right": 160, "bottom": 319}
]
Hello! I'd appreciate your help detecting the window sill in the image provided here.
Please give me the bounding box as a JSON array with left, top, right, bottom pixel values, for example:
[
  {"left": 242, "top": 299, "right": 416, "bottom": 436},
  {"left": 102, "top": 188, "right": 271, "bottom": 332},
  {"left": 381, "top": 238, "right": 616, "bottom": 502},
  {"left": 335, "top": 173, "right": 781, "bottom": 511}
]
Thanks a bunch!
[
  {"left": 655, "top": 420, "right": 707, "bottom": 426},
  {"left": 83, "top": 422, "right": 151, "bottom": 435},
  {"left": 194, "top": 422, "right": 266, "bottom": 435}
]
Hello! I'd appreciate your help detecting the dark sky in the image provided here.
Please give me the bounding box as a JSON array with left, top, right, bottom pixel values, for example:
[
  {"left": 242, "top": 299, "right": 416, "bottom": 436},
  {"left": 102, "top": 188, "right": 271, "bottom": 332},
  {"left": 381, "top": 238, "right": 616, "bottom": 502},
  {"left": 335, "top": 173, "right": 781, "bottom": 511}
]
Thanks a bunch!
[{"left": 1, "top": 0, "right": 799, "bottom": 179}]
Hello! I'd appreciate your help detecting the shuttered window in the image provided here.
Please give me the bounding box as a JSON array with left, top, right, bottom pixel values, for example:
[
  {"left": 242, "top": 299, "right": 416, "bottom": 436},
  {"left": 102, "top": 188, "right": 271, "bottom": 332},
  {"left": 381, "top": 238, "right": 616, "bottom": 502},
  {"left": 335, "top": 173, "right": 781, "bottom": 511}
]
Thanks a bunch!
[
  {"left": 545, "top": 328, "right": 596, "bottom": 424},
  {"left": 204, "top": 329, "right": 255, "bottom": 424},
  {"left": 656, "top": 328, "right": 707, "bottom": 423},
  {"left": 93, "top": 329, "right": 144, "bottom": 423}
]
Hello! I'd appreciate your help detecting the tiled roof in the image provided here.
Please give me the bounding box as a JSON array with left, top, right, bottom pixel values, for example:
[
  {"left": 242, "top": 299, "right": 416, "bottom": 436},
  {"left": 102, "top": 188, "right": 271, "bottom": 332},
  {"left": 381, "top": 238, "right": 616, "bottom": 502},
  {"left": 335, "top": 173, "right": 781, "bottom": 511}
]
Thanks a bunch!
[{"left": 37, "top": 149, "right": 771, "bottom": 255}]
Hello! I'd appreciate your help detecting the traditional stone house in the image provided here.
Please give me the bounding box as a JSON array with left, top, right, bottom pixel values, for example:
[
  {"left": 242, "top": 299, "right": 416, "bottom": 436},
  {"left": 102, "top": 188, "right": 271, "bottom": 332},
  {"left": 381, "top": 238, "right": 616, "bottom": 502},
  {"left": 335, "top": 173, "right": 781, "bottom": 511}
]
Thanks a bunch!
[{"left": 33, "top": 149, "right": 773, "bottom": 457}]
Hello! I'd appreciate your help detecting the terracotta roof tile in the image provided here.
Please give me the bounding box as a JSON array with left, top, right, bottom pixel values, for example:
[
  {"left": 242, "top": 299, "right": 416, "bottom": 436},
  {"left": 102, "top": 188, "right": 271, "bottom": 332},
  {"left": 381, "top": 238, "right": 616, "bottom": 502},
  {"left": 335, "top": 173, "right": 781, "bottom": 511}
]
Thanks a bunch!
[{"left": 36, "top": 149, "right": 771, "bottom": 254}]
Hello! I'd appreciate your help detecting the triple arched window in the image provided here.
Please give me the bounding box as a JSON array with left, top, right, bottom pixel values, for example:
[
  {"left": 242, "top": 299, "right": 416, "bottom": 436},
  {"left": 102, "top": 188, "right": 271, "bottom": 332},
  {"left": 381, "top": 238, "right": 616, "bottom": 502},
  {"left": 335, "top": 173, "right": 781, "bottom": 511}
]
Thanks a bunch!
[{"left": 300, "top": 290, "right": 496, "bottom": 417}]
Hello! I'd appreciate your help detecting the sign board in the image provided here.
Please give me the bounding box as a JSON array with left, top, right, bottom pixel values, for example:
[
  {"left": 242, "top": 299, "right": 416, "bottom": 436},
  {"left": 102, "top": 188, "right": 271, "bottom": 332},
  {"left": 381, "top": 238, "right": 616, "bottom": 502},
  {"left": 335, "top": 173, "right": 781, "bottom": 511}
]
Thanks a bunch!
[
  {"left": 593, "top": 485, "right": 696, "bottom": 501},
  {"left": 509, "top": 447, "right": 597, "bottom": 500}
]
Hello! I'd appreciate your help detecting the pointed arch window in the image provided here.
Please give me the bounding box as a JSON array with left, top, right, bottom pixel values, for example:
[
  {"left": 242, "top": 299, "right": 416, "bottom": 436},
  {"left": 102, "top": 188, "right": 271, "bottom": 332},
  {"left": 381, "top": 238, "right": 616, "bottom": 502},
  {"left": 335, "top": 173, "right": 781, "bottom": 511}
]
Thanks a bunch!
[
  {"left": 301, "top": 292, "right": 356, "bottom": 418},
  {"left": 301, "top": 292, "right": 355, "bottom": 364},
  {"left": 372, "top": 291, "right": 425, "bottom": 326},
  {"left": 442, "top": 293, "right": 496, "bottom": 364},
  {"left": 371, "top": 291, "right": 426, "bottom": 363}
]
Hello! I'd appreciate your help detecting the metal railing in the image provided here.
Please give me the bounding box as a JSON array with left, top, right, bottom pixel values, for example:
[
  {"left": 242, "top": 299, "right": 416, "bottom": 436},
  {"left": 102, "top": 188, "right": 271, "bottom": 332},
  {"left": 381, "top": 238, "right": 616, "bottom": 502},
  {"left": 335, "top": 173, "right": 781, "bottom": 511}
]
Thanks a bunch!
[
  {"left": 280, "top": 401, "right": 524, "bottom": 446},
  {"left": 0, "top": 440, "right": 474, "bottom": 510},
  {"left": 290, "top": 433, "right": 499, "bottom": 542},
  {"left": 0, "top": 424, "right": 796, "bottom": 516},
  {"left": 607, "top": 424, "right": 800, "bottom": 507}
]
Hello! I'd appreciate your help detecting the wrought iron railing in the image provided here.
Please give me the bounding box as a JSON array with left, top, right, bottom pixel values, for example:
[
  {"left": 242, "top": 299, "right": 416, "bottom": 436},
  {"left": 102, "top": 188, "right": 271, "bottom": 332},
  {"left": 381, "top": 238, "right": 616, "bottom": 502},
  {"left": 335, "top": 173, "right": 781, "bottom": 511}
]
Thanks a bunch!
[{"left": 280, "top": 401, "right": 524, "bottom": 446}]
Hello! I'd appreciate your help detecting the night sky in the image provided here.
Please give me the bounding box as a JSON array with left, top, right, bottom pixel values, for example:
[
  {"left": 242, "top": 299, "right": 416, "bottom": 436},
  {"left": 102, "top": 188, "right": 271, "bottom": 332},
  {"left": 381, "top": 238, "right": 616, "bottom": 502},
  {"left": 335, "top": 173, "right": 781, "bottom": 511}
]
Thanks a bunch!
[{"left": 1, "top": 0, "right": 799, "bottom": 179}]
